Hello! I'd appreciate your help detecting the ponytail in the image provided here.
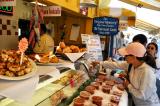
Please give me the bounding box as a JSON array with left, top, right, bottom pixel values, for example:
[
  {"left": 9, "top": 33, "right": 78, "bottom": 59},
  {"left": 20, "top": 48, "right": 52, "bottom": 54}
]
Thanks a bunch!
[{"left": 137, "top": 52, "right": 157, "bottom": 69}]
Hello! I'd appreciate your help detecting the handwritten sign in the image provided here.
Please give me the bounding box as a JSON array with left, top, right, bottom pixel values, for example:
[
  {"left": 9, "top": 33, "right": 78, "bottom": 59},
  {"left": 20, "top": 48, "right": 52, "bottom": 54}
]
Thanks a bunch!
[
  {"left": 85, "top": 35, "right": 103, "bottom": 61},
  {"left": 92, "top": 17, "right": 119, "bottom": 36},
  {"left": 0, "top": 0, "right": 16, "bottom": 6},
  {"left": 43, "top": 6, "right": 61, "bottom": 17}
]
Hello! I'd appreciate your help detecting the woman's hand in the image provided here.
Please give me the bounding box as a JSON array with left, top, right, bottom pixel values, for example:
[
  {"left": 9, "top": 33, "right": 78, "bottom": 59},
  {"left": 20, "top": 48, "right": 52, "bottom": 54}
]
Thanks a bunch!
[
  {"left": 106, "top": 57, "right": 115, "bottom": 62},
  {"left": 123, "top": 79, "right": 130, "bottom": 88},
  {"left": 91, "top": 61, "right": 100, "bottom": 68}
]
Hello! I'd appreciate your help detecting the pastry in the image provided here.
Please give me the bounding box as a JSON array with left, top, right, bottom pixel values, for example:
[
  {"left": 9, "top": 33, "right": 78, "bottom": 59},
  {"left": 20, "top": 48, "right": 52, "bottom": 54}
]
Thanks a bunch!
[
  {"left": 56, "top": 46, "right": 63, "bottom": 53},
  {"left": 80, "top": 48, "right": 87, "bottom": 52},
  {"left": 0, "top": 50, "right": 32, "bottom": 77},
  {"left": 90, "top": 82, "right": 100, "bottom": 89},
  {"left": 0, "top": 69, "right": 5, "bottom": 75},
  {"left": 98, "top": 75, "right": 107, "bottom": 81},
  {"left": 59, "top": 42, "right": 66, "bottom": 49},
  {"left": 39, "top": 56, "right": 49, "bottom": 63},
  {"left": 63, "top": 47, "right": 72, "bottom": 53},
  {"left": 50, "top": 90, "right": 65, "bottom": 106},
  {"left": 70, "top": 45, "right": 80, "bottom": 53},
  {"left": 92, "top": 96, "right": 103, "bottom": 106},
  {"left": 105, "top": 80, "right": 115, "bottom": 86},
  {"left": 110, "top": 96, "right": 120, "bottom": 104},
  {"left": 108, "top": 103, "right": 118, "bottom": 106},
  {"left": 117, "top": 84, "right": 125, "bottom": 91},
  {"left": 85, "top": 85, "right": 96, "bottom": 94},
  {"left": 80, "top": 91, "right": 91, "bottom": 100},
  {"left": 74, "top": 97, "right": 85, "bottom": 106},
  {"left": 102, "top": 85, "right": 112, "bottom": 93},
  {"left": 50, "top": 56, "right": 59, "bottom": 63},
  {"left": 112, "top": 91, "right": 123, "bottom": 97},
  {"left": 95, "top": 78, "right": 103, "bottom": 85}
]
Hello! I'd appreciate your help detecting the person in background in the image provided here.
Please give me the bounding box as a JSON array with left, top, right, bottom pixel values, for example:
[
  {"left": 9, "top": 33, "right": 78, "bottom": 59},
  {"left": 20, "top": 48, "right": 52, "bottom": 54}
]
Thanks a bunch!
[
  {"left": 147, "top": 42, "right": 160, "bottom": 71},
  {"left": 33, "top": 24, "right": 54, "bottom": 54},
  {"left": 117, "top": 34, "right": 147, "bottom": 61},
  {"left": 92, "top": 42, "right": 160, "bottom": 106},
  {"left": 132, "top": 34, "right": 148, "bottom": 47},
  {"left": 147, "top": 42, "right": 160, "bottom": 98}
]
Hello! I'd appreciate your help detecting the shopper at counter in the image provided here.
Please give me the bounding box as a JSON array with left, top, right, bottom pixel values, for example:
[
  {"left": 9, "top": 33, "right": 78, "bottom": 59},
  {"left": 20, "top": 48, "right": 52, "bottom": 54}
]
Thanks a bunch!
[
  {"left": 132, "top": 34, "right": 148, "bottom": 47},
  {"left": 33, "top": 24, "right": 54, "bottom": 54},
  {"left": 147, "top": 42, "right": 160, "bottom": 98},
  {"left": 147, "top": 42, "right": 160, "bottom": 75},
  {"left": 92, "top": 42, "right": 160, "bottom": 106}
]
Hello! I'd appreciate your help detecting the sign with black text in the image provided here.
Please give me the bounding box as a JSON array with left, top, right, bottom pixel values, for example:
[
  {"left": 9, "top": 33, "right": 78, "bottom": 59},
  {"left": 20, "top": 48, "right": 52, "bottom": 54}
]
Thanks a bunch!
[
  {"left": 43, "top": 6, "right": 61, "bottom": 17},
  {"left": 92, "top": 17, "right": 119, "bottom": 36}
]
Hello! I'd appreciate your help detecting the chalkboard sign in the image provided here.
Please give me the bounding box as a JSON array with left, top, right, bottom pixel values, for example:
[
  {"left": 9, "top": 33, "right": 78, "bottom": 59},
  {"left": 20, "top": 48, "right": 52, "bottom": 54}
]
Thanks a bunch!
[{"left": 92, "top": 17, "right": 119, "bottom": 36}]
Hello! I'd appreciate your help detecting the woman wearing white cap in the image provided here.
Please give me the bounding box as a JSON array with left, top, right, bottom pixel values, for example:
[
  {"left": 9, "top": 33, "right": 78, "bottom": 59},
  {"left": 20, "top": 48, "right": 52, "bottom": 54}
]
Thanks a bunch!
[{"left": 95, "top": 42, "right": 160, "bottom": 106}]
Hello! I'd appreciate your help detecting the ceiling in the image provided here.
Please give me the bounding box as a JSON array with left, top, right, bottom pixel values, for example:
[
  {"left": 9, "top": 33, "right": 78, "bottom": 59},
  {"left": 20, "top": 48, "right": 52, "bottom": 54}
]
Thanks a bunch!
[{"left": 119, "top": 0, "right": 160, "bottom": 34}]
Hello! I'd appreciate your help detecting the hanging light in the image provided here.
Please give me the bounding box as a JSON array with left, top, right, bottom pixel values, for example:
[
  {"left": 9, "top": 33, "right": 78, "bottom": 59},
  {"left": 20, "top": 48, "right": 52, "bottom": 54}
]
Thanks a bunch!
[{"left": 80, "top": 0, "right": 97, "bottom": 8}]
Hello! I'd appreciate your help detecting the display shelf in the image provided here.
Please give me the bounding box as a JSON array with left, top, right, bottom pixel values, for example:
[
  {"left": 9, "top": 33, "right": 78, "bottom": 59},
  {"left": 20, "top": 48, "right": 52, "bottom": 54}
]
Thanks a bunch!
[
  {"left": 6, "top": 83, "right": 65, "bottom": 106},
  {"left": 36, "top": 83, "right": 78, "bottom": 106},
  {"left": 0, "top": 60, "right": 90, "bottom": 106},
  {"left": 35, "top": 71, "right": 89, "bottom": 106},
  {"left": 0, "top": 68, "right": 71, "bottom": 106},
  {"left": 1, "top": 70, "right": 88, "bottom": 106}
]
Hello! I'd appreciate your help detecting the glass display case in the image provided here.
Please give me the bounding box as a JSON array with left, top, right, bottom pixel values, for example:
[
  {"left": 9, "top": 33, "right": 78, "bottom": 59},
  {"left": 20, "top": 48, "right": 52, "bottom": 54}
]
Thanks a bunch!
[{"left": 0, "top": 62, "right": 90, "bottom": 106}]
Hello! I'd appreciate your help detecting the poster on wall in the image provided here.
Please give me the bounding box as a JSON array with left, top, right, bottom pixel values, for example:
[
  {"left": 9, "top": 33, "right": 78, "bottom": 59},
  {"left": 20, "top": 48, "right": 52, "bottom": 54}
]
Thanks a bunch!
[
  {"left": 70, "top": 24, "right": 80, "bottom": 41},
  {"left": 81, "top": 34, "right": 103, "bottom": 61},
  {"left": 92, "top": 17, "right": 119, "bottom": 36},
  {"left": 0, "top": 0, "right": 16, "bottom": 6}
]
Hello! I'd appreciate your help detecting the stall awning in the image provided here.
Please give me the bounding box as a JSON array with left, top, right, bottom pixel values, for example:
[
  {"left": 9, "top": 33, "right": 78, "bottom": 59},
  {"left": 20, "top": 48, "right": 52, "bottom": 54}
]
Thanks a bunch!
[
  {"left": 135, "top": 19, "right": 159, "bottom": 32},
  {"left": 120, "top": 0, "right": 160, "bottom": 11}
]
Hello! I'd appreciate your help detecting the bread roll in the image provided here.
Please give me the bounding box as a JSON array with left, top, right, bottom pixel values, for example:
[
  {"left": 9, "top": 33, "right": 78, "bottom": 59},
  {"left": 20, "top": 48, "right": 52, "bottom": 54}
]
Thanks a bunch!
[
  {"left": 70, "top": 45, "right": 80, "bottom": 53},
  {"left": 63, "top": 47, "right": 72, "bottom": 53}
]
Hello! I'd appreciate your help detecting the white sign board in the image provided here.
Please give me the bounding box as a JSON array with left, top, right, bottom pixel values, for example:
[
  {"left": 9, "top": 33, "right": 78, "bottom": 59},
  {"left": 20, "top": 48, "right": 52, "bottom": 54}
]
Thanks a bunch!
[
  {"left": 0, "top": 0, "right": 16, "bottom": 6},
  {"left": 81, "top": 34, "right": 89, "bottom": 44},
  {"left": 43, "top": 6, "right": 61, "bottom": 17},
  {"left": 82, "top": 35, "right": 103, "bottom": 61}
]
